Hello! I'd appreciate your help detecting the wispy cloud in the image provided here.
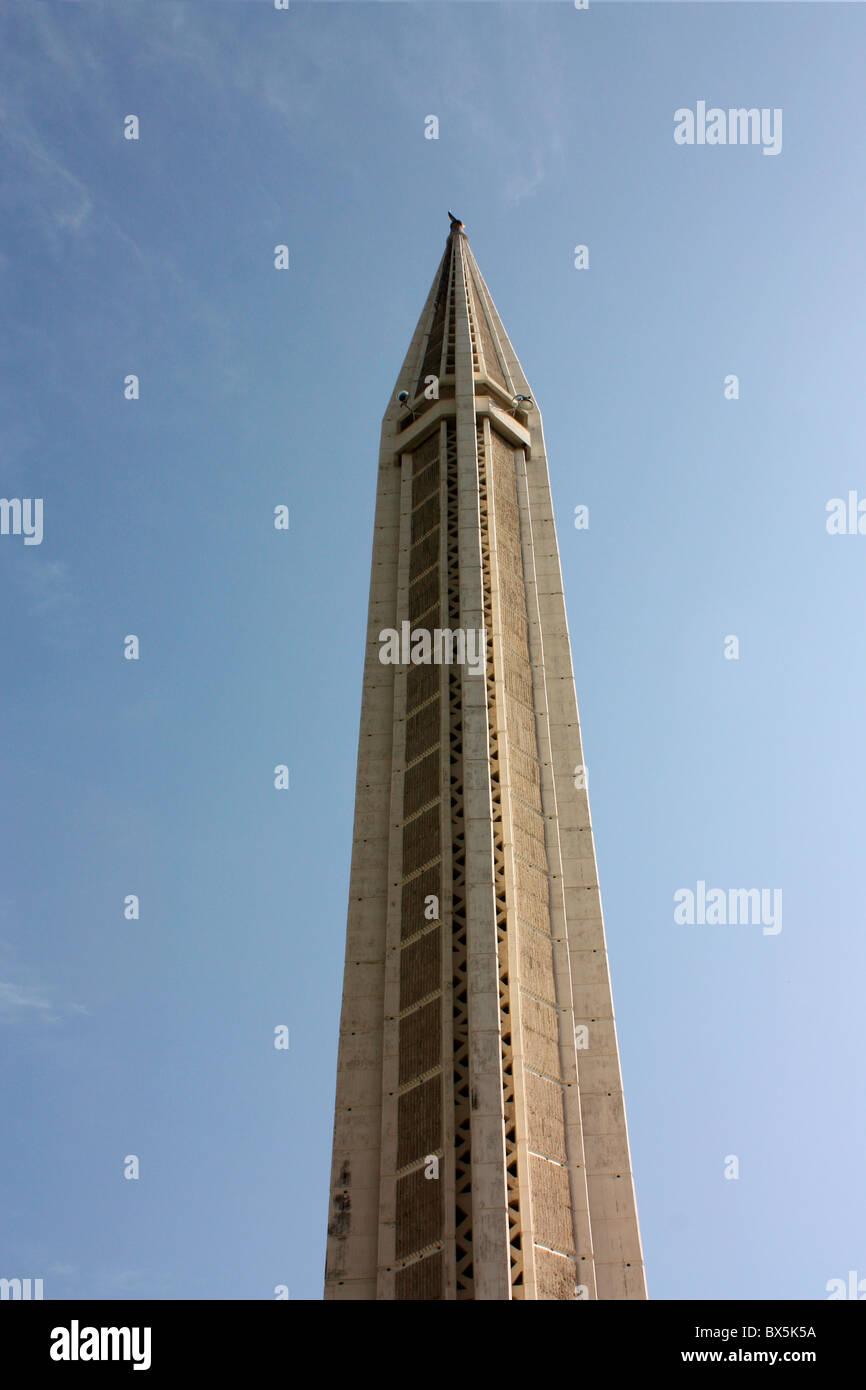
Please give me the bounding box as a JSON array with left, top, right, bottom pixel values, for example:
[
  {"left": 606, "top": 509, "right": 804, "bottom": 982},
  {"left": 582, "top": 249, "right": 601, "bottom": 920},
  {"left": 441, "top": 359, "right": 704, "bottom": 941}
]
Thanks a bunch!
[
  {"left": 0, "top": 936, "right": 88, "bottom": 1029},
  {"left": 0, "top": 3, "right": 148, "bottom": 264},
  {"left": 504, "top": 155, "right": 546, "bottom": 208},
  {"left": 0, "top": 103, "right": 94, "bottom": 254},
  {"left": 2, "top": 550, "right": 81, "bottom": 652},
  {"left": 102, "top": 1269, "right": 148, "bottom": 1292},
  {"left": 0, "top": 978, "right": 89, "bottom": 1027},
  {"left": 17, "top": 556, "right": 76, "bottom": 618},
  {"left": 0, "top": 979, "right": 54, "bottom": 1017}
]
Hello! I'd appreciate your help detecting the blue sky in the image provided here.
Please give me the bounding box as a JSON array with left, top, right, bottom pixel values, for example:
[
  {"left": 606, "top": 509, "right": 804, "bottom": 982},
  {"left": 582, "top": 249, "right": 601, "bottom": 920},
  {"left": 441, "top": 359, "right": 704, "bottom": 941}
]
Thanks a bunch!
[{"left": 1, "top": 1, "right": 864, "bottom": 1301}]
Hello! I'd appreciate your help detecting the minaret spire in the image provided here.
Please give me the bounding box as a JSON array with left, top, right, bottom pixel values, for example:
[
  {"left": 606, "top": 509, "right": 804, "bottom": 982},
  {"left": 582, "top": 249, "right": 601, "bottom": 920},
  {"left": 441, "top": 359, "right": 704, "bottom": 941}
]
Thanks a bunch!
[{"left": 325, "top": 227, "right": 647, "bottom": 1301}]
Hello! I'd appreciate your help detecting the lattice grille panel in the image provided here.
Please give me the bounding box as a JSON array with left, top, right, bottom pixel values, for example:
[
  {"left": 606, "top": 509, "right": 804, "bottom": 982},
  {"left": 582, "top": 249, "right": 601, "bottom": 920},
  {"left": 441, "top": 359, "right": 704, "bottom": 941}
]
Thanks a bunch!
[
  {"left": 412, "top": 493, "right": 439, "bottom": 545},
  {"left": 399, "top": 999, "right": 441, "bottom": 1085},
  {"left": 410, "top": 527, "right": 439, "bottom": 582},
  {"left": 402, "top": 805, "right": 441, "bottom": 876},
  {"left": 400, "top": 928, "right": 441, "bottom": 1010},
  {"left": 412, "top": 458, "right": 440, "bottom": 507},
  {"left": 405, "top": 699, "right": 439, "bottom": 764},
  {"left": 407, "top": 660, "right": 438, "bottom": 714},
  {"left": 396, "top": 1169, "right": 444, "bottom": 1260},
  {"left": 395, "top": 1251, "right": 444, "bottom": 1301},
  {"left": 403, "top": 750, "right": 439, "bottom": 818},
  {"left": 409, "top": 568, "right": 439, "bottom": 622},
  {"left": 396, "top": 1075, "right": 442, "bottom": 1169},
  {"left": 394, "top": 428, "right": 445, "bottom": 1293},
  {"left": 401, "top": 865, "right": 441, "bottom": 940}
]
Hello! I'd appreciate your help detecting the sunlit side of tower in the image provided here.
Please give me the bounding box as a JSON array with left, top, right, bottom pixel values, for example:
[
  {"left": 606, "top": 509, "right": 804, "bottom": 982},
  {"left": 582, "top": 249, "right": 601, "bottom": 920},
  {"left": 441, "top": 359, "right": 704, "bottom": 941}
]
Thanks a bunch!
[{"left": 324, "top": 219, "right": 647, "bottom": 1301}]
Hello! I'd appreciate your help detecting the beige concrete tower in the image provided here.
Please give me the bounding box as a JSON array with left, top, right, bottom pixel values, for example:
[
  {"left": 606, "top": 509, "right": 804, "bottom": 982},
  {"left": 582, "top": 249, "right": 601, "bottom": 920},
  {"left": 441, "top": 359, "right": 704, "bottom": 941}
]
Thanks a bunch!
[{"left": 324, "top": 218, "right": 646, "bottom": 1301}]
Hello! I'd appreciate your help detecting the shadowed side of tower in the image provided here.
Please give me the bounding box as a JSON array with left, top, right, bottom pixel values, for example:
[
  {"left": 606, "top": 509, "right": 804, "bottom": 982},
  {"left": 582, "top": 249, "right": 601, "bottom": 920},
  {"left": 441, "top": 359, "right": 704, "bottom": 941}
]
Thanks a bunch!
[{"left": 324, "top": 220, "right": 647, "bottom": 1301}]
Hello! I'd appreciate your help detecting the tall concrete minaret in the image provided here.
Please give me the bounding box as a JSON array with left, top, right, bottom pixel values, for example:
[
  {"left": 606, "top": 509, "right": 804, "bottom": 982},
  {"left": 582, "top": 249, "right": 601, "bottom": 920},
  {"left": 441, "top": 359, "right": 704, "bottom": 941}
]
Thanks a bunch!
[{"left": 324, "top": 218, "right": 647, "bottom": 1301}]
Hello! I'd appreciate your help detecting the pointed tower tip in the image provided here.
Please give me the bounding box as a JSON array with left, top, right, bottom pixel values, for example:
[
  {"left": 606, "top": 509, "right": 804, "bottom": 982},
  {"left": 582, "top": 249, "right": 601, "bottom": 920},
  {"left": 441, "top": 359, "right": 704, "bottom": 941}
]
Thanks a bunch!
[{"left": 447, "top": 210, "right": 465, "bottom": 235}]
